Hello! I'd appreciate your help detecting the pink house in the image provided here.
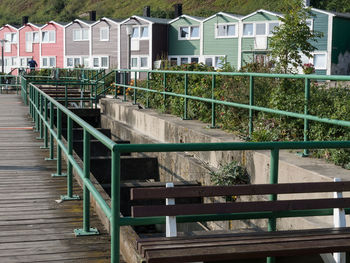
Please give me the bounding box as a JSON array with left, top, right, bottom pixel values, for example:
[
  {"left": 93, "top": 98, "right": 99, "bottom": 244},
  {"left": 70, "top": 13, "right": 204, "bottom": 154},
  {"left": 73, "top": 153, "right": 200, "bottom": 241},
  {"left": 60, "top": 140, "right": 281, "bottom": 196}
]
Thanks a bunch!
[
  {"left": 0, "top": 24, "right": 19, "bottom": 73},
  {"left": 18, "top": 22, "right": 43, "bottom": 69},
  {"left": 40, "top": 21, "right": 67, "bottom": 69}
]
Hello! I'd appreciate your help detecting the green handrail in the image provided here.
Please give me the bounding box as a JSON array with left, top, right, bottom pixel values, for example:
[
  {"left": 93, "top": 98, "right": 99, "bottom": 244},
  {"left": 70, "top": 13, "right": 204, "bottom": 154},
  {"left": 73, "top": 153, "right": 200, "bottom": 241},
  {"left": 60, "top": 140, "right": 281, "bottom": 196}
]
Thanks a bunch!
[{"left": 21, "top": 71, "right": 350, "bottom": 263}]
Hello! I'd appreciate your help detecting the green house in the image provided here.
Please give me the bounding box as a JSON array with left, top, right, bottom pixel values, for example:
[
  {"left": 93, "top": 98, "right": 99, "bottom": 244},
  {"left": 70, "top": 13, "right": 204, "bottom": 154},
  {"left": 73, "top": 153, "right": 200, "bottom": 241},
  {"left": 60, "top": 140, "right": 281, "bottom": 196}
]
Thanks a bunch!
[
  {"left": 168, "top": 14, "right": 204, "bottom": 66},
  {"left": 202, "top": 12, "right": 242, "bottom": 69}
]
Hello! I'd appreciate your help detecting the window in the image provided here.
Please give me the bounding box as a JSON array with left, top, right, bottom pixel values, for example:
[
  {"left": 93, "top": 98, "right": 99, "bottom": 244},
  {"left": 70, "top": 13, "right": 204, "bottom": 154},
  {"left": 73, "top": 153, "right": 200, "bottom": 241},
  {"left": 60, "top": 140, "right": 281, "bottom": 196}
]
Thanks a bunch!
[
  {"left": 215, "top": 56, "right": 225, "bottom": 69},
  {"left": 101, "top": 57, "right": 108, "bottom": 68},
  {"left": 11, "top": 57, "right": 16, "bottom": 66},
  {"left": 243, "top": 23, "right": 254, "bottom": 36},
  {"left": 216, "top": 24, "right": 237, "bottom": 38},
  {"left": 42, "top": 31, "right": 55, "bottom": 43},
  {"left": 170, "top": 57, "right": 177, "bottom": 66},
  {"left": 42, "top": 57, "right": 56, "bottom": 68},
  {"left": 179, "top": 26, "right": 200, "bottom": 40},
  {"left": 205, "top": 58, "right": 213, "bottom": 67},
  {"left": 180, "top": 57, "right": 188, "bottom": 65},
  {"left": 141, "top": 26, "right": 148, "bottom": 38},
  {"left": 269, "top": 22, "right": 279, "bottom": 35},
  {"left": 100, "top": 27, "right": 109, "bottom": 41},
  {"left": 66, "top": 58, "right": 73, "bottom": 67},
  {"left": 191, "top": 57, "right": 199, "bottom": 63},
  {"left": 4, "top": 34, "right": 11, "bottom": 52},
  {"left": 74, "top": 58, "right": 80, "bottom": 66},
  {"left": 131, "top": 57, "right": 138, "bottom": 68},
  {"left": 256, "top": 23, "right": 266, "bottom": 35},
  {"left": 140, "top": 57, "right": 148, "bottom": 68},
  {"left": 93, "top": 57, "right": 99, "bottom": 67},
  {"left": 306, "top": 19, "right": 313, "bottom": 30},
  {"left": 313, "top": 53, "right": 327, "bottom": 69},
  {"left": 82, "top": 57, "right": 89, "bottom": 67},
  {"left": 73, "top": 29, "right": 89, "bottom": 41},
  {"left": 132, "top": 27, "right": 139, "bottom": 38},
  {"left": 33, "top": 32, "right": 39, "bottom": 43}
]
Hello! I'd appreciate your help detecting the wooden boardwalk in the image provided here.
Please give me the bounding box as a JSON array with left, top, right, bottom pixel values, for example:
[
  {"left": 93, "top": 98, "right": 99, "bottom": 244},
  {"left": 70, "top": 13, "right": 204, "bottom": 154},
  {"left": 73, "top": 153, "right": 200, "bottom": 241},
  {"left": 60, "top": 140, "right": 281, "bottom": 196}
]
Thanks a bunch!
[{"left": 0, "top": 94, "right": 115, "bottom": 262}]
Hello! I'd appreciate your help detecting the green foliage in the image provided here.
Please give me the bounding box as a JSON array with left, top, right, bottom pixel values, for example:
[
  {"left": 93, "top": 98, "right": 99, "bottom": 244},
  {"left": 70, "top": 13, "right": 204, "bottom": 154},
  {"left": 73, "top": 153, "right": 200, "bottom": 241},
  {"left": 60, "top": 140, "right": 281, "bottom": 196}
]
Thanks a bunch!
[
  {"left": 270, "top": 0, "right": 323, "bottom": 73},
  {"left": 210, "top": 161, "right": 250, "bottom": 186},
  {"left": 0, "top": 0, "right": 341, "bottom": 27}
]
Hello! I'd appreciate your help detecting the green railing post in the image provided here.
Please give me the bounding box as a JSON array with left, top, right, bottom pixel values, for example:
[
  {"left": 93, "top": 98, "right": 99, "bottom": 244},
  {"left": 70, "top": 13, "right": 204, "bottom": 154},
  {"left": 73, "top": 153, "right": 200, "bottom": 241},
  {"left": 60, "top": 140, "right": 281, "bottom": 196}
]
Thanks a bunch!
[
  {"left": 45, "top": 102, "right": 56, "bottom": 161},
  {"left": 61, "top": 116, "right": 80, "bottom": 201},
  {"left": 146, "top": 72, "right": 150, "bottom": 108},
  {"left": 249, "top": 76, "right": 254, "bottom": 139},
  {"left": 123, "top": 72, "right": 127, "bottom": 101},
  {"left": 41, "top": 97, "right": 49, "bottom": 149},
  {"left": 111, "top": 147, "right": 121, "bottom": 263},
  {"left": 114, "top": 71, "right": 118, "bottom": 98},
  {"left": 303, "top": 78, "right": 310, "bottom": 157},
  {"left": 35, "top": 89, "right": 39, "bottom": 131},
  {"left": 52, "top": 109, "right": 66, "bottom": 177},
  {"left": 183, "top": 73, "right": 189, "bottom": 120},
  {"left": 211, "top": 74, "right": 216, "bottom": 128},
  {"left": 163, "top": 72, "right": 167, "bottom": 102},
  {"left": 74, "top": 129, "right": 99, "bottom": 236},
  {"left": 267, "top": 148, "right": 279, "bottom": 263},
  {"left": 65, "top": 85, "right": 68, "bottom": 108},
  {"left": 36, "top": 93, "right": 44, "bottom": 140},
  {"left": 133, "top": 71, "right": 137, "bottom": 105}
]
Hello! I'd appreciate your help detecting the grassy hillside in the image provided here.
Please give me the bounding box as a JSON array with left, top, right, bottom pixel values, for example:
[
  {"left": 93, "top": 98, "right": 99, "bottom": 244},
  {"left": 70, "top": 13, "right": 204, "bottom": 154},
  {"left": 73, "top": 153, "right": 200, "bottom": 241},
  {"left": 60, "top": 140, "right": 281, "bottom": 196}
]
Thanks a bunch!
[{"left": 0, "top": 0, "right": 348, "bottom": 26}]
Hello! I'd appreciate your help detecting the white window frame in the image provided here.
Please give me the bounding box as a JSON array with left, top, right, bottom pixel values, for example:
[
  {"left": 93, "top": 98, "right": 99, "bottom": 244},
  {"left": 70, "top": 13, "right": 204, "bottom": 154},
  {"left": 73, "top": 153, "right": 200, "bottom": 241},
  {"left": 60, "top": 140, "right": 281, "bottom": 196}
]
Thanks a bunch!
[
  {"left": 42, "top": 30, "right": 56, "bottom": 43},
  {"left": 306, "top": 19, "right": 314, "bottom": 31},
  {"left": 73, "top": 28, "right": 89, "bottom": 41},
  {"left": 312, "top": 52, "right": 327, "bottom": 70},
  {"left": 100, "top": 27, "right": 109, "bottom": 41},
  {"left": 178, "top": 25, "right": 200, "bottom": 40},
  {"left": 19, "top": 57, "right": 31, "bottom": 67},
  {"left": 202, "top": 55, "right": 226, "bottom": 69},
  {"left": 168, "top": 56, "right": 200, "bottom": 66},
  {"left": 66, "top": 57, "right": 85, "bottom": 68},
  {"left": 32, "top": 32, "right": 39, "bottom": 43},
  {"left": 92, "top": 56, "right": 109, "bottom": 69},
  {"left": 130, "top": 25, "right": 149, "bottom": 40},
  {"left": 41, "top": 56, "right": 56, "bottom": 68},
  {"left": 242, "top": 21, "right": 280, "bottom": 37},
  {"left": 215, "top": 23, "right": 238, "bottom": 39},
  {"left": 131, "top": 55, "right": 150, "bottom": 69}
]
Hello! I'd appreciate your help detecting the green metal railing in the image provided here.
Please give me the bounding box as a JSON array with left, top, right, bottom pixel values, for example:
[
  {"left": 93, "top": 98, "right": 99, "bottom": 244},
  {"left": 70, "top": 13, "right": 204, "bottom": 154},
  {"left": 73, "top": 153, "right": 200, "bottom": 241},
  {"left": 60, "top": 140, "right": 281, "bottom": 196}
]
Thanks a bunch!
[
  {"left": 20, "top": 71, "right": 350, "bottom": 263},
  {"left": 0, "top": 75, "right": 21, "bottom": 94},
  {"left": 114, "top": 69, "right": 350, "bottom": 156}
]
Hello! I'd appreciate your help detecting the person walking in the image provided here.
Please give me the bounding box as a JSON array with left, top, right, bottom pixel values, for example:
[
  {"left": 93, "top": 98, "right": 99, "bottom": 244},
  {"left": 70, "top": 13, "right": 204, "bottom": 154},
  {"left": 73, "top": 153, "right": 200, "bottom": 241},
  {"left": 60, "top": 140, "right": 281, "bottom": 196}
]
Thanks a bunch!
[{"left": 28, "top": 57, "right": 38, "bottom": 72}]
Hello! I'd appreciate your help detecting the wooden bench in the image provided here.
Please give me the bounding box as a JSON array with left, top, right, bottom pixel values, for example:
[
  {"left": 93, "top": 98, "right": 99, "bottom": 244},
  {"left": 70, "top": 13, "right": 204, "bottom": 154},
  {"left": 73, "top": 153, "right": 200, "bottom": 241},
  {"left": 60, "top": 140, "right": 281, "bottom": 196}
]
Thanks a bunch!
[{"left": 130, "top": 180, "right": 350, "bottom": 263}]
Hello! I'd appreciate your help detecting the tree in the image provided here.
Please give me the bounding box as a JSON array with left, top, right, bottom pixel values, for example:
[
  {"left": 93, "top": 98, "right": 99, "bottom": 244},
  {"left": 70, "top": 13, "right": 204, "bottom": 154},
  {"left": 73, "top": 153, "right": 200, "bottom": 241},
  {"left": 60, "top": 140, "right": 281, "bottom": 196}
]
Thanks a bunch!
[{"left": 270, "top": 0, "right": 323, "bottom": 73}]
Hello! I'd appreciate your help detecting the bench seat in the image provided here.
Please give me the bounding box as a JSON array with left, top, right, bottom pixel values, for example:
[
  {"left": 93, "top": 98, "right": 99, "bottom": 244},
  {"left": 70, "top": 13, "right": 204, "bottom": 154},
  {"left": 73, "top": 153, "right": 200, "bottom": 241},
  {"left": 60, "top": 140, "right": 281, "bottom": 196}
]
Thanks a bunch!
[{"left": 138, "top": 228, "right": 350, "bottom": 263}]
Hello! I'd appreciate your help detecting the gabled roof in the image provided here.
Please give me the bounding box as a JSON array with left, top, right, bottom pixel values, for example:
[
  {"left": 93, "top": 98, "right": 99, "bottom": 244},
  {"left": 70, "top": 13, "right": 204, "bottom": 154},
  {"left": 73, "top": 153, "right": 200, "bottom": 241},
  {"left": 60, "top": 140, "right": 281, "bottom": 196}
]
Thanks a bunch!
[
  {"left": 18, "top": 22, "right": 44, "bottom": 31},
  {"left": 169, "top": 14, "right": 205, "bottom": 24},
  {"left": 121, "top": 15, "right": 170, "bottom": 25},
  {"left": 66, "top": 19, "right": 95, "bottom": 27},
  {"left": 241, "top": 9, "right": 283, "bottom": 21},
  {"left": 1, "top": 24, "right": 20, "bottom": 31},
  {"left": 41, "top": 21, "right": 70, "bottom": 29},
  {"left": 91, "top": 17, "right": 123, "bottom": 27},
  {"left": 203, "top": 12, "right": 243, "bottom": 23},
  {"left": 311, "top": 7, "right": 350, "bottom": 19}
]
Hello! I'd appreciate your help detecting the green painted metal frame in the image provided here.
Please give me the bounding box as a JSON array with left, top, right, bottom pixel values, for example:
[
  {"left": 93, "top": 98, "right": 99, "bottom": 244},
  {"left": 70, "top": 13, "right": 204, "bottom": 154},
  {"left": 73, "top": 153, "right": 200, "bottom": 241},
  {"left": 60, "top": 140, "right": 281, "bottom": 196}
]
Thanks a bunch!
[{"left": 21, "top": 70, "right": 350, "bottom": 263}]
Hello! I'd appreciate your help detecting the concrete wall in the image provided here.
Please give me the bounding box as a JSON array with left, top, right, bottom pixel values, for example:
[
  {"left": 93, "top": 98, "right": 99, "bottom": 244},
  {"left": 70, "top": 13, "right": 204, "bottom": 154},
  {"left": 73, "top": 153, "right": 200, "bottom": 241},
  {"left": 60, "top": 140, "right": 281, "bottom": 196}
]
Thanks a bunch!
[{"left": 100, "top": 98, "right": 350, "bottom": 231}]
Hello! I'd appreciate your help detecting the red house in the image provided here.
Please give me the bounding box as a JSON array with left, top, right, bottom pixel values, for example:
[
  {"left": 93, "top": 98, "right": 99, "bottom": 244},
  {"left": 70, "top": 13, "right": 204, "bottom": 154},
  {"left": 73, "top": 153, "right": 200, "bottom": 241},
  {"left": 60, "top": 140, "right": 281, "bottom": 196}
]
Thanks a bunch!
[
  {"left": 40, "top": 21, "right": 67, "bottom": 69},
  {"left": 0, "top": 24, "right": 19, "bottom": 73},
  {"left": 18, "top": 22, "right": 43, "bottom": 69}
]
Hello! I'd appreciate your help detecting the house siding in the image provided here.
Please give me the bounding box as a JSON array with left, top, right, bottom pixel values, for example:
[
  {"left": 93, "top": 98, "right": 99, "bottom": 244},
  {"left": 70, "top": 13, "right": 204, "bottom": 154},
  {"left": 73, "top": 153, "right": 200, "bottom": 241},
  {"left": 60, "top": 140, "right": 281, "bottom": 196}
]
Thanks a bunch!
[
  {"left": 203, "top": 15, "right": 239, "bottom": 68},
  {"left": 92, "top": 20, "right": 119, "bottom": 69},
  {"left": 41, "top": 23, "right": 64, "bottom": 68},
  {"left": 0, "top": 27, "right": 18, "bottom": 57},
  {"left": 65, "top": 22, "right": 90, "bottom": 56},
  {"left": 310, "top": 10, "right": 328, "bottom": 52},
  {"left": 120, "top": 18, "right": 149, "bottom": 69},
  {"left": 19, "top": 25, "right": 41, "bottom": 67},
  {"left": 331, "top": 16, "right": 350, "bottom": 75},
  {"left": 168, "top": 17, "right": 200, "bottom": 56},
  {"left": 243, "top": 13, "right": 279, "bottom": 22}
]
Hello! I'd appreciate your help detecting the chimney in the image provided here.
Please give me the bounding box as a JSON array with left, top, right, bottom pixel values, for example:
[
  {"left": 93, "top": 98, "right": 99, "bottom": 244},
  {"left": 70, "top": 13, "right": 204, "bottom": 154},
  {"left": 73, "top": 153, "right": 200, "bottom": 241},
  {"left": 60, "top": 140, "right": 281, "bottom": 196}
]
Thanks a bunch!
[
  {"left": 143, "top": 6, "right": 151, "bottom": 17},
  {"left": 174, "top": 4, "right": 182, "bottom": 18},
  {"left": 89, "top": 10, "right": 96, "bottom": 21},
  {"left": 303, "top": 0, "right": 310, "bottom": 7},
  {"left": 22, "top": 16, "right": 29, "bottom": 25}
]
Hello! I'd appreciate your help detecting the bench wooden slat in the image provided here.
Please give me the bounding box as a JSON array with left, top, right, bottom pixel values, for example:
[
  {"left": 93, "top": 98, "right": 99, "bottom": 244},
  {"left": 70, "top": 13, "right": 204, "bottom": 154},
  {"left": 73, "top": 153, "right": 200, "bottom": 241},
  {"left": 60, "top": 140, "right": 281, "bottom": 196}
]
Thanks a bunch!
[
  {"left": 131, "top": 181, "right": 350, "bottom": 200},
  {"left": 144, "top": 236, "right": 350, "bottom": 263},
  {"left": 132, "top": 197, "right": 350, "bottom": 217}
]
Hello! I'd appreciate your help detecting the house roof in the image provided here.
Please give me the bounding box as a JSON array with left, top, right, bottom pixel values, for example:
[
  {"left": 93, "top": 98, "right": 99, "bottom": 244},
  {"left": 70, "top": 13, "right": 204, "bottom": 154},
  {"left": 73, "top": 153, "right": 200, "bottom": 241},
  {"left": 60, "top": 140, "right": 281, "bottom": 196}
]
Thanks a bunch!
[
  {"left": 169, "top": 14, "right": 205, "bottom": 24},
  {"left": 241, "top": 9, "right": 283, "bottom": 21},
  {"left": 202, "top": 12, "right": 243, "bottom": 23},
  {"left": 1, "top": 24, "right": 20, "bottom": 30},
  {"left": 311, "top": 7, "right": 350, "bottom": 19},
  {"left": 18, "top": 22, "right": 44, "bottom": 30},
  {"left": 66, "top": 19, "right": 94, "bottom": 27},
  {"left": 121, "top": 15, "right": 170, "bottom": 25},
  {"left": 91, "top": 17, "right": 123, "bottom": 26}
]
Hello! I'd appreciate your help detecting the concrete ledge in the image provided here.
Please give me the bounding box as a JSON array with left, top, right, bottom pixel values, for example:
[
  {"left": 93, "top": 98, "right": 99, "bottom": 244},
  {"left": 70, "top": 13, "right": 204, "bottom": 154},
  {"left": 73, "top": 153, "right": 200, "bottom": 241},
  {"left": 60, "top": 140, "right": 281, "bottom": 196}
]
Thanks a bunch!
[{"left": 101, "top": 98, "right": 350, "bottom": 230}]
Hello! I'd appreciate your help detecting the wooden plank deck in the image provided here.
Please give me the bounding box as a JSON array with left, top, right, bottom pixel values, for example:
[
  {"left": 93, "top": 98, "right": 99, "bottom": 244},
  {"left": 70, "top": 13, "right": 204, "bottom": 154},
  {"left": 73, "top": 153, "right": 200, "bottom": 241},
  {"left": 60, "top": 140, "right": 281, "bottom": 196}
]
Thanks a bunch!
[{"left": 0, "top": 94, "right": 119, "bottom": 262}]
